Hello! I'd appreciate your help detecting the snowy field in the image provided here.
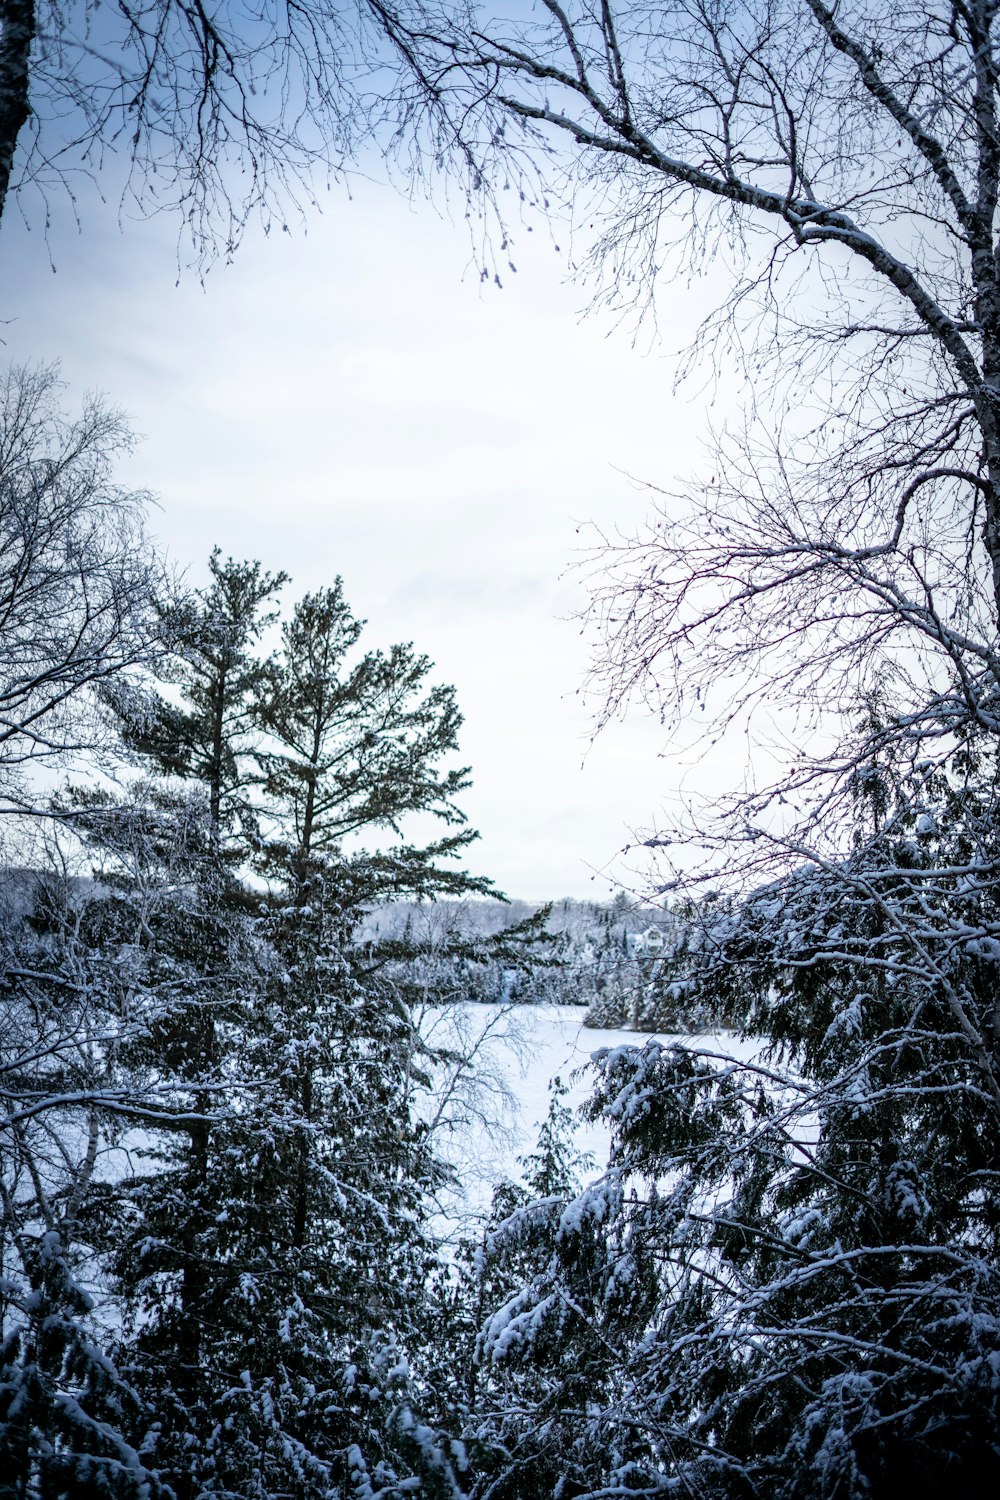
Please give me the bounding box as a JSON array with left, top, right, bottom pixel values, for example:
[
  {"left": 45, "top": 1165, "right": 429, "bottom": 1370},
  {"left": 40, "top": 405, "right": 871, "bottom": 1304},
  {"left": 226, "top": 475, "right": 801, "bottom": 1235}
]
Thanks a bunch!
[{"left": 415, "top": 1003, "right": 761, "bottom": 1226}]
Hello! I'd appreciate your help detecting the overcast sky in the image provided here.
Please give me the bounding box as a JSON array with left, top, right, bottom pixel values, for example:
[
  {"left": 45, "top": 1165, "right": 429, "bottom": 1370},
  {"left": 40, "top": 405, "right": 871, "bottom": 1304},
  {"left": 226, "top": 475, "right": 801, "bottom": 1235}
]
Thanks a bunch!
[{"left": 2, "top": 171, "right": 732, "bottom": 902}]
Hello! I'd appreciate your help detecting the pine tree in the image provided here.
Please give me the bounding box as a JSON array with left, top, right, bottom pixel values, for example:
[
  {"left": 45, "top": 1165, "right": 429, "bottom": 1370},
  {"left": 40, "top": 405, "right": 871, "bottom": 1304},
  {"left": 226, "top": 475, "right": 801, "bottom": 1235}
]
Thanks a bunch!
[
  {"left": 108, "top": 560, "right": 508, "bottom": 1496},
  {"left": 100, "top": 553, "right": 288, "bottom": 1486},
  {"left": 255, "top": 581, "right": 473, "bottom": 867},
  {"left": 122, "top": 548, "right": 287, "bottom": 845}
]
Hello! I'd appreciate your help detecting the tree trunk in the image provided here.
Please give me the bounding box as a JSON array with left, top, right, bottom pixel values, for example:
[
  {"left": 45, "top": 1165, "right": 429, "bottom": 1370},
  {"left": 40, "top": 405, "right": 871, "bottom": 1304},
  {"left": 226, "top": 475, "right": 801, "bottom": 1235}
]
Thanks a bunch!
[{"left": 0, "top": 0, "right": 34, "bottom": 222}]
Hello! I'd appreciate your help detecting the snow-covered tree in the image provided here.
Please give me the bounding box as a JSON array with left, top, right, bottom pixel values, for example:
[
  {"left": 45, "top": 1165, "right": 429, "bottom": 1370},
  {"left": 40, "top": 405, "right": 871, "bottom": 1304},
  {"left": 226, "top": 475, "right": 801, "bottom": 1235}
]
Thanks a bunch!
[
  {"left": 0, "top": 849, "right": 188, "bottom": 1500},
  {"left": 420, "top": 1079, "right": 598, "bottom": 1497},
  {"left": 370, "top": 3, "right": 1000, "bottom": 1491},
  {"left": 470, "top": 747, "right": 1000, "bottom": 1495},
  {"left": 0, "top": 1222, "right": 164, "bottom": 1500},
  {"left": 0, "top": 363, "right": 175, "bottom": 1498},
  {"left": 103, "top": 559, "right": 529, "bottom": 1495}
]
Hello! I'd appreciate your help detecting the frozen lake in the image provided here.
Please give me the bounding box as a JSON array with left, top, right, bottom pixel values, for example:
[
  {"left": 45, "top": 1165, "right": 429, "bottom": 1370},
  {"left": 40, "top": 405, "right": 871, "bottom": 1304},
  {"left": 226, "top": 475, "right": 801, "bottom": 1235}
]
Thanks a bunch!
[{"left": 414, "top": 1002, "right": 759, "bottom": 1225}]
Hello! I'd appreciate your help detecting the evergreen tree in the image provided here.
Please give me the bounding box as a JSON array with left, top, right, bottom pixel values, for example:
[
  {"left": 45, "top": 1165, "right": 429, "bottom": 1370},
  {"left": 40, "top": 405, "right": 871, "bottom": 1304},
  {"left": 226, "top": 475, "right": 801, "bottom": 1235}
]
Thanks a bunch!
[
  {"left": 467, "top": 746, "right": 1000, "bottom": 1497},
  {"left": 255, "top": 581, "right": 473, "bottom": 867},
  {"left": 422, "top": 1080, "right": 599, "bottom": 1499},
  {"left": 0, "top": 1224, "right": 164, "bottom": 1500},
  {"left": 122, "top": 548, "right": 287, "bottom": 846},
  {"left": 109, "top": 560, "right": 507, "bottom": 1496},
  {"left": 102, "top": 554, "right": 290, "bottom": 1492}
]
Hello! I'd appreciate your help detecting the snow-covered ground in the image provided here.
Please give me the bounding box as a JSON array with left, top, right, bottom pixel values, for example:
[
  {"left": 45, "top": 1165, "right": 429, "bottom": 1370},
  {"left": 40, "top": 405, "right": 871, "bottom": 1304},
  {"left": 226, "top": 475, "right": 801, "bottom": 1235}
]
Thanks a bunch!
[{"left": 415, "top": 1002, "right": 760, "bottom": 1226}]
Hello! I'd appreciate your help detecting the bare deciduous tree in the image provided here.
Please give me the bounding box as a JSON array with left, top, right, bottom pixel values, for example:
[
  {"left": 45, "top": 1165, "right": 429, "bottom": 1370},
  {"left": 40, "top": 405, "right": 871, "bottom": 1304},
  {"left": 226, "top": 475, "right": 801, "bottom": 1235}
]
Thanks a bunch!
[
  {"left": 373, "top": 6, "right": 1000, "bottom": 1491},
  {"left": 383, "top": 0, "right": 1000, "bottom": 872},
  {"left": 0, "top": 0, "right": 470, "bottom": 263},
  {"left": 0, "top": 362, "right": 169, "bottom": 820}
]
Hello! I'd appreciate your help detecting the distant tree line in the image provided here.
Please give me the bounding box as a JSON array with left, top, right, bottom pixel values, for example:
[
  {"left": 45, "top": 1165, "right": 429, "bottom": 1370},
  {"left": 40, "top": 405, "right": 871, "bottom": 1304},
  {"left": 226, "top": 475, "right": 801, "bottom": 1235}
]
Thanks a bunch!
[{"left": 362, "top": 895, "right": 735, "bottom": 1031}]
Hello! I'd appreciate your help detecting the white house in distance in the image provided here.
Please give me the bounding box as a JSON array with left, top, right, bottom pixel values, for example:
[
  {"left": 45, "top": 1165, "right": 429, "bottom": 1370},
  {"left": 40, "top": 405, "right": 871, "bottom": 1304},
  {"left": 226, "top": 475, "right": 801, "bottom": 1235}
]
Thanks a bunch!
[{"left": 630, "top": 925, "right": 668, "bottom": 957}]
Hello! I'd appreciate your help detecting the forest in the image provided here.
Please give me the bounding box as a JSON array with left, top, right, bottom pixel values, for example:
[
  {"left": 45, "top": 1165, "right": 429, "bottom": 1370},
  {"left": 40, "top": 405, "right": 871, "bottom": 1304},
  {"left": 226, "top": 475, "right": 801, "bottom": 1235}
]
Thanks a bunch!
[{"left": 3, "top": 0, "right": 1000, "bottom": 1495}]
